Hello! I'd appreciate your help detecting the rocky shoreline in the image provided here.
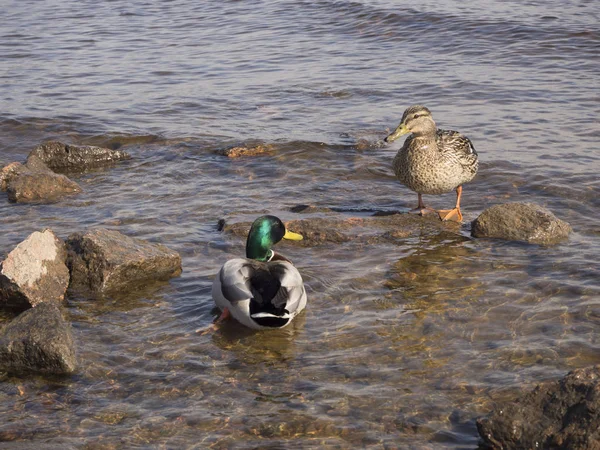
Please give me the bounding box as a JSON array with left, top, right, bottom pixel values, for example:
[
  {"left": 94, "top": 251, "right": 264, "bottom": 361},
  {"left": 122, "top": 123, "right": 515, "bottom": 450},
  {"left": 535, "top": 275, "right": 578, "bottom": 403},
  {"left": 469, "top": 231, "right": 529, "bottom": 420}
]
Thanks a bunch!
[{"left": 0, "top": 140, "right": 592, "bottom": 448}]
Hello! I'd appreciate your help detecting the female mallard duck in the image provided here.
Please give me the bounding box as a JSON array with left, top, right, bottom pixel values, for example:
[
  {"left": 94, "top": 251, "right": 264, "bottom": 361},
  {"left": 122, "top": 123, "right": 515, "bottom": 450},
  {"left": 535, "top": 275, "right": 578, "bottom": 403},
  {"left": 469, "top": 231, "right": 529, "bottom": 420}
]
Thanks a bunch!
[
  {"left": 384, "top": 105, "right": 478, "bottom": 222},
  {"left": 211, "top": 215, "right": 307, "bottom": 330}
]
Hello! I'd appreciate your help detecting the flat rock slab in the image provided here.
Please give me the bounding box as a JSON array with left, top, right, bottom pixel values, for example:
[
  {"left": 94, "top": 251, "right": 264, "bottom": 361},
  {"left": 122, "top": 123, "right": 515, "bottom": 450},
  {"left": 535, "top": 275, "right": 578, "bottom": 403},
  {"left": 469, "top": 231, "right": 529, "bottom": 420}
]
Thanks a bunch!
[
  {"left": 471, "top": 202, "right": 571, "bottom": 245},
  {"left": 220, "top": 208, "right": 464, "bottom": 247},
  {"left": 0, "top": 229, "right": 69, "bottom": 311},
  {"left": 29, "top": 140, "right": 131, "bottom": 172},
  {"left": 477, "top": 365, "right": 600, "bottom": 449},
  {"left": 66, "top": 228, "right": 182, "bottom": 295},
  {"left": 1, "top": 157, "right": 82, "bottom": 203},
  {"left": 0, "top": 302, "right": 76, "bottom": 375}
]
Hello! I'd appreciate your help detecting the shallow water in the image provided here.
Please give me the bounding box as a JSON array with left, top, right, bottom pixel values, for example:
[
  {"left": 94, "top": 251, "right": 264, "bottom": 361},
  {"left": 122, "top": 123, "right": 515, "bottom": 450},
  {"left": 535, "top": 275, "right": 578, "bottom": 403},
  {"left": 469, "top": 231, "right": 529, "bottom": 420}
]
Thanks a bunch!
[{"left": 1, "top": 0, "right": 599, "bottom": 448}]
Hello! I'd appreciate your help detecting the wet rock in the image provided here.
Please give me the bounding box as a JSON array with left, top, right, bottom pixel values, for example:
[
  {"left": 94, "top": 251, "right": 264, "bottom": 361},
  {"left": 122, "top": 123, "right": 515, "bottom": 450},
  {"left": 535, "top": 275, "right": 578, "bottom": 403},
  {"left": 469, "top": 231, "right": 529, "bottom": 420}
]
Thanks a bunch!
[
  {"left": 0, "top": 229, "right": 70, "bottom": 311},
  {"left": 1, "top": 157, "right": 82, "bottom": 203},
  {"left": 217, "top": 143, "right": 274, "bottom": 158},
  {"left": 66, "top": 228, "right": 182, "bottom": 295},
  {"left": 0, "top": 162, "right": 28, "bottom": 191},
  {"left": 471, "top": 202, "right": 571, "bottom": 245},
  {"left": 477, "top": 365, "right": 600, "bottom": 450},
  {"left": 28, "top": 140, "right": 131, "bottom": 172},
  {"left": 7, "top": 171, "right": 82, "bottom": 203},
  {"left": 0, "top": 302, "right": 76, "bottom": 375}
]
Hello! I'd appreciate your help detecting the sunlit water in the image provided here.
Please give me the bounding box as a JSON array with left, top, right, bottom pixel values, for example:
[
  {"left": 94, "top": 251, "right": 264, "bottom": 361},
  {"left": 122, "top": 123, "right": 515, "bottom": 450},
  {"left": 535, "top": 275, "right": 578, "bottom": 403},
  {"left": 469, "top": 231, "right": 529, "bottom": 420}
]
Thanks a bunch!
[{"left": 1, "top": 0, "right": 599, "bottom": 448}]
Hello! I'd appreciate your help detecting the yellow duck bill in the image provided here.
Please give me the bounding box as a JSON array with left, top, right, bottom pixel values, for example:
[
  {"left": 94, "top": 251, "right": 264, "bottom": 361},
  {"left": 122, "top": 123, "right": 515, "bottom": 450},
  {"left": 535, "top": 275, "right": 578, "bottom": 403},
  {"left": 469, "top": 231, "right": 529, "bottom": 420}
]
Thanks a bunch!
[
  {"left": 283, "top": 230, "right": 303, "bottom": 241},
  {"left": 384, "top": 123, "right": 410, "bottom": 143}
]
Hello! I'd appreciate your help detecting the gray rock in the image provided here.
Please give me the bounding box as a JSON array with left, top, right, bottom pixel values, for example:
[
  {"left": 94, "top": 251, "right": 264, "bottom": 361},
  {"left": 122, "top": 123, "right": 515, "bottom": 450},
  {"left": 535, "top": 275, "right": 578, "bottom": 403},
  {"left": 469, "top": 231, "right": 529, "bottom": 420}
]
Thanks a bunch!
[
  {"left": 28, "top": 141, "right": 131, "bottom": 172},
  {"left": 471, "top": 202, "right": 571, "bottom": 245},
  {"left": 477, "top": 365, "right": 600, "bottom": 449},
  {"left": 66, "top": 228, "right": 182, "bottom": 295},
  {"left": 0, "top": 229, "right": 70, "bottom": 311},
  {"left": 0, "top": 302, "right": 76, "bottom": 375}
]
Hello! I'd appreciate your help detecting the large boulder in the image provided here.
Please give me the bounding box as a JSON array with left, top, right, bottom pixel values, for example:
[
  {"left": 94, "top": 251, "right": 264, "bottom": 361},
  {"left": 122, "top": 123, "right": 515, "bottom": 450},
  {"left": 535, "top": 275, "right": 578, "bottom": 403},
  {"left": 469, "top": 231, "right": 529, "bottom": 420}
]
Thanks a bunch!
[
  {"left": 477, "top": 365, "right": 600, "bottom": 449},
  {"left": 66, "top": 228, "right": 182, "bottom": 295},
  {"left": 471, "top": 202, "right": 571, "bottom": 245},
  {"left": 28, "top": 141, "right": 131, "bottom": 172},
  {"left": 0, "top": 229, "right": 70, "bottom": 311},
  {"left": 0, "top": 302, "right": 76, "bottom": 375},
  {"left": 1, "top": 157, "right": 82, "bottom": 203}
]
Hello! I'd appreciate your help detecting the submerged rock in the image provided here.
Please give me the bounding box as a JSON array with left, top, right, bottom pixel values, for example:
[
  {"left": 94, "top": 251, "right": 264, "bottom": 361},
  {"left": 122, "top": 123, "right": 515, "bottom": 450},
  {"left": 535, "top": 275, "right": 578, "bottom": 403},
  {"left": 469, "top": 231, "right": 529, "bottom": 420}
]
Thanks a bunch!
[
  {"left": 29, "top": 140, "right": 131, "bottom": 172},
  {"left": 477, "top": 365, "right": 600, "bottom": 449},
  {"left": 471, "top": 202, "right": 571, "bottom": 245},
  {"left": 1, "top": 157, "right": 82, "bottom": 203},
  {"left": 219, "top": 208, "right": 459, "bottom": 247},
  {"left": 0, "top": 229, "right": 70, "bottom": 311},
  {"left": 0, "top": 302, "right": 76, "bottom": 375},
  {"left": 66, "top": 228, "right": 182, "bottom": 295},
  {"left": 217, "top": 144, "right": 274, "bottom": 158}
]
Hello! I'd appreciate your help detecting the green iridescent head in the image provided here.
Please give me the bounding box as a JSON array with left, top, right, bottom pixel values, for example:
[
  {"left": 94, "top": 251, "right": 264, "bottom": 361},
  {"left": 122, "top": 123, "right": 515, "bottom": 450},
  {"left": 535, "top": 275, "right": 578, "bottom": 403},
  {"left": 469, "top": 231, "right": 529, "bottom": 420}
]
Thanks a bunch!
[{"left": 245, "top": 215, "right": 303, "bottom": 262}]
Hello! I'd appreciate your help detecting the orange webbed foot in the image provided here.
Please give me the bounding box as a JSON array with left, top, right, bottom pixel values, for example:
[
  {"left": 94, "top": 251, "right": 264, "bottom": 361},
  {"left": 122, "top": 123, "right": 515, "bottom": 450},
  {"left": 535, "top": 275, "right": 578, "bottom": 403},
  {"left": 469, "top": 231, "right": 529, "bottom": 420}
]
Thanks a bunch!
[{"left": 437, "top": 208, "right": 463, "bottom": 222}]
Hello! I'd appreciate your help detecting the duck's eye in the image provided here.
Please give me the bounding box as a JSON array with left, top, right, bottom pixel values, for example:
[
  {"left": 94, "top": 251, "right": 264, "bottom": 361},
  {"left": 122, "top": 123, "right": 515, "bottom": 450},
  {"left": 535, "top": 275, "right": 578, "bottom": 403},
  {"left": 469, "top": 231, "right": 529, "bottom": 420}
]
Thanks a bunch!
[{"left": 412, "top": 114, "right": 421, "bottom": 119}]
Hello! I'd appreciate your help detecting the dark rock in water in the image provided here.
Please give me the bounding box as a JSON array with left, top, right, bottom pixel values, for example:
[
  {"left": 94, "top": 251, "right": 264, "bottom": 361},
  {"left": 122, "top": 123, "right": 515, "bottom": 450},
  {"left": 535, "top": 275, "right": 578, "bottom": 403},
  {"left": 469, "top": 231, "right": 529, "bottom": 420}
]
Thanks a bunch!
[
  {"left": 28, "top": 140, "right": 131, "bottom": 172},
  {"left": 24, "top": 154, "right": 56, "bottom": 173},
  {"left": 471, "top": 202, "right": 571, "bottom": 245},
  {"left": 217, "top": 144, "right": 274, "bottom": 158},
  {"left": 0, "top": 302, "right": 76, "bottom": 375},
  {"left": 66, "top": 228, "right": 182, "bottom": 295},
  {"left": 477, "top": 365, "right": 600, "bottom": 449},
  {"left": 0, "top": 229, "right": 70, "bottom": 312},
  {"left": 1, "top": 157, "right": 82, "bottom": 203}
]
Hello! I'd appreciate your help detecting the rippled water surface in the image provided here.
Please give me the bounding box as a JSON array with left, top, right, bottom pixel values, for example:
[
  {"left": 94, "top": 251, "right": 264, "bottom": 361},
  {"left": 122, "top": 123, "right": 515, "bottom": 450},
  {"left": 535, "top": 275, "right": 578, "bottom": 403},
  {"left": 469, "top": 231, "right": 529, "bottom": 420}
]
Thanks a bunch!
[{"left": 1, "top": 0, "right": 599, "bottom": 448}]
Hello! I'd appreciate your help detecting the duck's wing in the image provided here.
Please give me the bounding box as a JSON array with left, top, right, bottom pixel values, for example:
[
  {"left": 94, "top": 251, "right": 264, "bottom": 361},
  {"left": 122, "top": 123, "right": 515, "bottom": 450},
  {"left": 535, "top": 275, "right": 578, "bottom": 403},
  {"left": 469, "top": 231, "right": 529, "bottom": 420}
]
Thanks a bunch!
[
  {"left": 216, "top": 258, "right": 256, "bottom": 303},
  {"left": 437, "top": 129, "right": 478, "bottom": 170},
  {"left": 264, "top": 261, "right": 306, "bottom": 316}
]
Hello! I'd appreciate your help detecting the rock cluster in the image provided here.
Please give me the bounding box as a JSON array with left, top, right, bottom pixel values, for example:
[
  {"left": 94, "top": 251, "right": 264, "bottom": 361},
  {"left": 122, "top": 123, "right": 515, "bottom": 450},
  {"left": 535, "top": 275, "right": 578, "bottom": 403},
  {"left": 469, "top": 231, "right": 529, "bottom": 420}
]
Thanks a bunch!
[
  {"left": 0, "top": 228, "right": 181, "bottom": 375},
  {"left": 0, "top": 141, "right": 130, "bottom": 204}
]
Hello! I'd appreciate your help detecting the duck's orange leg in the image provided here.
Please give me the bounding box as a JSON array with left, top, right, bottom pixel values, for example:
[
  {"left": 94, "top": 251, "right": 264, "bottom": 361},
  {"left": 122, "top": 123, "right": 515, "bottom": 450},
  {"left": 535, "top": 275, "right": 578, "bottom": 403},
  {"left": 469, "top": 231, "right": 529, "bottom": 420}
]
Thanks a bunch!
[
  {"left": 196, "top": 307, "right": 231, "bottom": 335},
  {"left": 437, "top": 186, "right": 464, "bottom": 222},
  {"left": 215, "top": 307, "right": 231, "bottom": 324},
  {"left": 409, "top": 193, "right": 437, "bottom": 216}
]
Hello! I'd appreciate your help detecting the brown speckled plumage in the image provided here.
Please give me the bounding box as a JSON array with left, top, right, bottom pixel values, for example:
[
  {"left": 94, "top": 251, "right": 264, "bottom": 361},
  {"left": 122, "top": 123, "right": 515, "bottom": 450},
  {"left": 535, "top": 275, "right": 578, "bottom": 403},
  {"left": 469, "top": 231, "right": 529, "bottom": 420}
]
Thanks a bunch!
[{"left": 384, "top": 105, "right": 479, "bottom": 221}]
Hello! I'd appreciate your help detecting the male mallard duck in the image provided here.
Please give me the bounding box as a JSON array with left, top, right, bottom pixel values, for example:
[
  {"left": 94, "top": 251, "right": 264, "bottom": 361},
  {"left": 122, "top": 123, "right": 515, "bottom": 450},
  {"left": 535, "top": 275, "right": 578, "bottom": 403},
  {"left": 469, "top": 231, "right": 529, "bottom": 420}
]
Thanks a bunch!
[
  {"left": 211, "top": 215, "right": 307, "bottom": 330},
  {"left": 384, "top": 105, "right": 478, "bottom": 222}
]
